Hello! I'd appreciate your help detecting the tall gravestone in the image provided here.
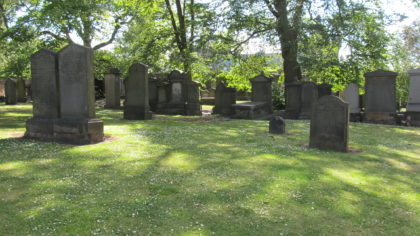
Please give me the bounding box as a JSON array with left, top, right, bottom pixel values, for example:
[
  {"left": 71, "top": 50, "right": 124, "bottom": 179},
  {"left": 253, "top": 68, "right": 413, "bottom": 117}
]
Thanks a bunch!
[
  {"left": 104, "top": 68, "right": 121, "bottom": 109},
  {"left": 166, "top": 70, "right": 187, "bottom": 114},
  {"left": 16, "top": 78, "right": 26, "bottom": 102},
  {"left": 149, "top": 75, "right": 158, "bottom": 112},
  {"left": 317, "top": 83, "right": 332, "bottom": 98},
  {"left": 284, "top": 82, "right": 302, "bottom": 119},
  {"left": 309, "top": 95, "right": 349, "bottom": 152},
  {"left": 212, "top": 81, "right": 236, "bottom": 116},
  {"left": 124, "top": 63, "right": 152, "bottom": 120},
  {"left": 343, "top": 83, "right": 361, "bottom": 122},
  {"left": 5, "top": 78, "right": 17, "bottom": 105},
  {"left": 185, "top": 79, "right": 202, "bottom": 115},
  {"left": 299, "top": 82, "right": 318, "bottom": 119},
  {"left": 25, "top": 45, "right": 104, "bottom": 145},
  {"left": 406, "top": 68, "right": 420, "bottom": 126},
  {"left": 364, "top": 70, "right": 397, "bottom": 124}
]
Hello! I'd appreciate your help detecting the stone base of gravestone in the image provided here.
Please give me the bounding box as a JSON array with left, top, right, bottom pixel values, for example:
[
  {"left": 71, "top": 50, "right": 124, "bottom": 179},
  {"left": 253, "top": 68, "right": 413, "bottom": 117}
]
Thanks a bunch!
[
  {"left": 232, "top": 101, "right": 269, "bottom": 119},
  {"left": 406, "top": 112, "right": 420, "bottom": 127},
  {"left": 124, "top": 106, "right": 153, "bottom": 120},
  {"left": 350, "top": 113, "right": 362, "bottom": 122},
  {"left": 25, "top": 118, "right": 104, "bottom": 145},
  {"left": 269, "top": 116, "right": 285, "bottom": 134},
  {"left": 364, "top": 112, "right": 395, "bottom": 125}
]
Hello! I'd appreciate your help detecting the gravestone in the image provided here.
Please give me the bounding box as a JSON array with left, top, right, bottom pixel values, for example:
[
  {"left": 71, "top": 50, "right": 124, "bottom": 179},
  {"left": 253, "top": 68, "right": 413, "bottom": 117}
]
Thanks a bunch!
[
  {"left": 149, "top": 75, "right": 158, "bottom": 112},
  {"left": 104, "top": 68, "right": 121, "bottom": 109},
  {"left": 284, "top": 82, "right": 302, "bottom": 119},
  {"left": 185, "top": 80, "right": 202, "bottom": 115},
  {"left": 16, "top": 78, "right": 26, "bottom": 102},
  {"left": 269, "top": 116, "right": 285, "bottom": 134},
  {"left": 25, "top": 45, "right": 104, "bottom": 145},
  {"left": 156, "top": 80, "right": 170, "bottom": 113},
  {"left": 299, "top": 82, "right": 318, "bottom": 119},
  {"left": 25, "top": 80, "right": 32, "bottom": 100},
  {"left": 212, "top": 81, "right": 236, "bottom": 116},
  {"left": 232, "top": 73, "right": 273, "bottom": 119},
  {"left": 406, "top": 68, "right": 420, "bottom": 126},
  {"left": 317, "top": 83, "right": 332, "bottom": 98},
  {"left": 364, "top": 70, "right": 397, "bottom": 124},
  {"left": 309, "top": 95, "right": 349, "bottom": 152},
  {"left": 5, "top": 78, "right": 17, "bottom": 105},
  {"left": 165, "top": 70, "right": 187, "bottom": 114},
  {"left": 343, "top": 83, "right": 361, "bottom": 122},
  {"left": 124, "top": 63, "right": 152, "bottom": 120}
]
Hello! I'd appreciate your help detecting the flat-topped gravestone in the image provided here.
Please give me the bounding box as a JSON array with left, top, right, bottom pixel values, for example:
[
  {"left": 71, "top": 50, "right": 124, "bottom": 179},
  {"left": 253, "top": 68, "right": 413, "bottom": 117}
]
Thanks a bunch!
[
  {"left": 317, "top": 83, "right": 332, "bottom": 98},
  {"left": 25, "top": 45, "right": 104, "bottom": 145},
  {"left": 364, "top": 70, "right": 397, "bottom": 124},
  {"left": 299, "top": 82, "right": 318, "bottom": 119},
  {"left": 16, "top": 78, "right": 26, "bottom": 102},
  {"left": 213, "top": 81, "right": 236, "bottom": 116},
  {"left": 406, "top": 68, "right": 420, "bottom": 126},
  {"left": 250, "top": 73, "right": 273, "bottom": 114},
  {"left": 343, "top": 83, "right": 361, "bottom": 122},
  {"left": 124, "top": 63, "right": 152, "bottom": 120},
  {"left": 284, "top": 82, "right": 302, "bottom": 119},
  {"left": 104, "top": 68, "right": 121, "bottom": 109},
  {"left": 269, "top": 116, "right": 285, "bottom": 134},
  {"left": 5, "top": 78, "right": 17, "bottom": 105},
  {"left": 164, "top": 70, "right": 188, "bottom": 114},
  {"left": 185, "top": 80, "right": 202, "bottom": 115},
  {"left": 310, "top": 95, "right": 349, "bottom": 152}
]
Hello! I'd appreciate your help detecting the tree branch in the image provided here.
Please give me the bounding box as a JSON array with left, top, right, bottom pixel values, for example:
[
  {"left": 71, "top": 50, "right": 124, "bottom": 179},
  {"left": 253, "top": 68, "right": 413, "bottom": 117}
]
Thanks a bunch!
[
  {"left": 263, "top": 0, "right": 279, "bottom": 18},
  {"left": 165, "top": 0, "right": 182, "bottom": 48}
]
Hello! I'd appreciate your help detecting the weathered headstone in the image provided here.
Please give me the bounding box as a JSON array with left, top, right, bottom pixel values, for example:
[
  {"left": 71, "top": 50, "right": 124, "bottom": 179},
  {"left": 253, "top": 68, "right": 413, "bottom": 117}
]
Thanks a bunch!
[
  {"left": 166, "top": 70, "right": 187, "bottom": 114},
  {"left": 406, "top": 68, "right": 420, "bottom": 126},
  {"left": 124, "top": 63, "right": 152, "bottom": 120},
  {"left": 16, "top": 78, "right": 26, "bottom": 102},
  {"left": 269, "top": 116, "right": 285, "bottom": 134},
  {"left": 185, "top": 80, "right": 202, "bottom": 115},
  {"left": 149, "top": 75, "right": 158, "bottom": 112},
  {"left": 299, "top": 82, "right": 318, "bottom": 119},
  {"left": 343, "top": 83, "right": 361, "bottom": 122},
  {"left": 212, "top": 81, "right": 236, "bottom": 116},
  {"left": 309, "top": 95, "right": 349, "bottom": 152},
  {"left": 317, "top": 83, "right": 332, "bottom": 98},
  {"left": 232, "top": 73, "right": 273, "bottom": 119},
  {"left": 284, "top": 82, "right": 302, "bottom": 119},
  {"left": 104, "top": 68, "right": 121, "bottom": 109},
  {"left": 156, "top": 80, "right": 170, "bottom": 112},
  {"left": 26, "top": 45, "right": 104, "bottom": 144},
  {"left": 5, "top": 78, "right": 17, "bottom": 105},
  {"left": 364, "top": 70, "right": 397, "bottom": 124}
]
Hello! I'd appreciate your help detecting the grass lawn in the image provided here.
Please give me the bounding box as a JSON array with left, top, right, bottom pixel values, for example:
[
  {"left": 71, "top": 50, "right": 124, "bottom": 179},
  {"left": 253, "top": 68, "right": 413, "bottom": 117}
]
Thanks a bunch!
[{"left": 0, "top": 103, "right": 419, "bottom": 235}]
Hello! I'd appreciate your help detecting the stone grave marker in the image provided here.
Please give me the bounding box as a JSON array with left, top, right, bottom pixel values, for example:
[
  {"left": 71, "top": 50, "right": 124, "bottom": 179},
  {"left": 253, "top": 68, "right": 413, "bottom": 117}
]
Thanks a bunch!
[
  {"left": 299, "top": 82, "right": 318, "bottom": 119},
  {"left": 213, "top": 81, "right": 236, "bottom": 116},
  {"left": 284, "top": 82, "right": 302, "bottom": 119},
  {"left": 406, "top": 68, "right": 420, "bottom": 126},
  {"left": 364, "top": 70, "right": 397, "bottom": 124},
  {"left": 124, "top": 63, "right": 152, "bottom": 120},
  {"left": 343, "top": 83, "right": 361, "bottom": 121},
  {"left": 5, "top": 78, "right": 17, "bottom": 105},
  {"left": 269, "top": 116, "right": 285, "bottom": 134},
  {"left": 104, "top": 68, "right": 121, "bottom": 109},
  {"left": 309, "top": 95, "right": 349, "bottom": 152},
  {"left": 16, "top": 78, "right": 26, "bottom": 102}
]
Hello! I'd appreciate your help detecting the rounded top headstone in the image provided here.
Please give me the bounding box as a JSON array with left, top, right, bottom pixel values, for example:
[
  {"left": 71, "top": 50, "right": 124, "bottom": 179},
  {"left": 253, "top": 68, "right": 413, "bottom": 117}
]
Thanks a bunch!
[
  {"left": 364, "top": 69, "right": 398, "bottom": 78},
  {"left": 250, "top": 73, "right": 272, "bottom": 83},
  {"left": 270, "top": 116, "right": 285, "bottom": 122}
]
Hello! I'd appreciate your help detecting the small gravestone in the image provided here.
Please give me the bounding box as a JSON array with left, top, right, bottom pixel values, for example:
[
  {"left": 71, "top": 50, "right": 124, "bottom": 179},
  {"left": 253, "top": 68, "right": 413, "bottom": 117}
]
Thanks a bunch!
[
  {"left": 213, "top": 81, "right": 236, "bottom": 116},
  {"left": 317, "top": 83, "right": 332, "bottom": 98},
  {"left": 343, "top": 83, "right": 361, "bottom": 122},
  {"left": 5, "top": 78, "right": 17, "bottom": 105},
  {"left": 269, "top": 116, "right": 285, "bottom": 134},
  {"left": 299, "top": 82, "right": 318, "bottom": 119},
  {"left": 406, "top": 68, "right": 420, "bottom": 126},
  {"left": 310, "top": 95, "right": 349, "bottom": 152},
  {"left": 16, "top": 78, "right": 26, "bottom": 102},
  {"left": 149, "top": 75, "right": 158, "bottom": 112},
  {"left": 104, "top": 68, "right": 121, "bottom": 109},
  {"left": 26, "top": 45, "right": 104, "bottom": 145},
  {"left": 124, "top": 63, "right": 152, "bottom": 120},
  {"left": 364, "top": 70, "right": 397, "bottom": 124},
  {"left": 284, "top": 82, "right": 302, "bottom": 119}
]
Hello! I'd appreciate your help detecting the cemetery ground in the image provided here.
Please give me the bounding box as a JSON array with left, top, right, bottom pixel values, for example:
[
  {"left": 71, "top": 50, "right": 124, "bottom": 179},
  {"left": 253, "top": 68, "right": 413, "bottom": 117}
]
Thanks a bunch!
[{"left": 0, "top": 104, "right": 419, "bottom": 235}]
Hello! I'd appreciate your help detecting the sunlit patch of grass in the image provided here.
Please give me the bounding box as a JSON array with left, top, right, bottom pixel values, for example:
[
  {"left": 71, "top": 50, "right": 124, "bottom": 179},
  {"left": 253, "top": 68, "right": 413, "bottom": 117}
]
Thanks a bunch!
[{"left": 0, "top": 103, "right": 419, "bottom": 235}]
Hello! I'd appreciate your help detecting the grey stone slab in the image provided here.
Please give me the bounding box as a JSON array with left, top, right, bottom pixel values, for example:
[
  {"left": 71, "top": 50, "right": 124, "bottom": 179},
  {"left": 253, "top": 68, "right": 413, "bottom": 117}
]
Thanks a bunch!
[
  {"left": 123, "top": 63, "right": 152, "bottom": 120},
  {"left": 104, "top": 69, "right": 121, "bottom": 109},
  {"left": 364, "top": 69, "right": 397, "bottom": 123},
  {"left": 284, "top": 82, "right": 302, "bottom": 119},
  {"left": 407, "top": 68, "right": 420, "bottom": 112},
  {"left": 250, "top": 73, "right": 273, "bottom": 114},
  {"left": 310, "top": 95, "right": 349, "bottom": 152},
  {"left": 186, "top": 81, "right": 202, "bottom": 116},
  {"left": 343, "top": 83, "right": 360, "bottom": 114},
  {"left": 231, "top": 101, "right": 268, "bottom": 119},
  {"left": 30, "top": 49, "right": 60, "bottom": 118},
  {"left": 213, "top": 81, "right": 236, "bottom": 116},
  {"left": 299, "top": 82, "right": 318, "bottom": 119},
  {"left": 16, "top": 78, "right": 26, "bottom": 102},
  {"left": 5, "top": 78, "right": 17, "bottom": 105},
  {"left": 58, "top": 44, "right": 96, "bottom": 119},
  {"left": 269, "top": 116, "right": 285, "bottom": 134}
]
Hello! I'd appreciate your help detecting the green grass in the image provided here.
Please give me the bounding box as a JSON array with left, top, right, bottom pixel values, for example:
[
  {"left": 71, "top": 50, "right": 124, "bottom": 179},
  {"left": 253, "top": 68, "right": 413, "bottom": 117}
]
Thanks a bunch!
[{"left": 0, "top": 103, "right": 419, "bottom": 235}]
